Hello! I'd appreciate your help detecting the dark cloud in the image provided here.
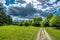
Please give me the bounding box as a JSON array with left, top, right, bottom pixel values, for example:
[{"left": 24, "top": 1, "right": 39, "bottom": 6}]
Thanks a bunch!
[
  {"left": 0, "top": 3, "right": 3, "bottom": 8},
  {"left": 2, "top": 0, "right": 60, "bottom": 21},
  {"left": 7, "top": 3, "right": 37, "bottom": 17},
  {"left": 56, "top": 0, "right": 60, "bottom": 2},
  {"left": 15, "top": 0, "right": 26, "bottom": 3},
  {"left": 0, "top": 3, "right": 3, "bottom": 6},
  {"left": 37, "top": 10, "right": 50, "bottom": 17},
  {"left": 37, "top": 0, "right": 49, "bottom": 5},
  {"left": 0, "top": 3, "right": 5, "bottom": 8}
]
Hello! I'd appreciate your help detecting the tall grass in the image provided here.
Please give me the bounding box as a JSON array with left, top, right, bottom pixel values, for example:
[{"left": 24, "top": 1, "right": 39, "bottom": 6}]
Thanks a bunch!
[
  {"left": 0, "top": 25, "right": 40, "bottom": 40},
  {"left": 46, "top": 27, "right": 60, "bottom": 40}
]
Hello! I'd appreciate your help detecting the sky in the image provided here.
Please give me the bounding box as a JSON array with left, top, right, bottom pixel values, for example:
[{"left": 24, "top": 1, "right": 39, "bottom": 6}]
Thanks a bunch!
[{"left": 0, "top": 0, "right": 60, "bottom": 22}]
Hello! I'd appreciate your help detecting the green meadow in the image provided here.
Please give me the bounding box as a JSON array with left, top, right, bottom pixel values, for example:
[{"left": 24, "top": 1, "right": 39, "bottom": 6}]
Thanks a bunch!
[
  {"left": 0, "top": 25, "right": 40, "bottom": 40},
  {"left": 46, "top": 27, "right": 60, "bottom": 40}
]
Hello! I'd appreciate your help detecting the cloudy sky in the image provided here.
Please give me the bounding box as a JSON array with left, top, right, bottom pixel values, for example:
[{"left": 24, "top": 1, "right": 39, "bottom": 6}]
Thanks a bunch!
[{"left": 0, "top": 0, "right": 60, "bottom": 21}]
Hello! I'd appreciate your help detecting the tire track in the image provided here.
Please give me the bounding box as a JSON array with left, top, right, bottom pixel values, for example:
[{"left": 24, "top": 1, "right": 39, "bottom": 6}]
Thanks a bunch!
[{"left": 36, "top": 28, "right": 52, "bottom": 40}]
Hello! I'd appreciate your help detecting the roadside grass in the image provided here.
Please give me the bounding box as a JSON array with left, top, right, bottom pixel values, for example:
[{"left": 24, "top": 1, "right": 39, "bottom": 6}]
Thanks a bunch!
[
  {"left": 46, "top": 27, "right": 60, "bottom": 40},
  {"left": 0, "top": 25, "right": 40, "bottom": 40}
]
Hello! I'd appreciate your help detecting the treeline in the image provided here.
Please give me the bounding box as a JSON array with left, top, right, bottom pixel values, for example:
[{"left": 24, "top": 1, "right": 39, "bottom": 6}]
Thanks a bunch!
[
  {"left": 0, "top": 8, "right": 60, "bottom": 28},
  {"left": 0, "top": 8, "right": 12, "bottom": 26},
  {"left": 13, "top": 16, "right": 42, "bottom": 27}
]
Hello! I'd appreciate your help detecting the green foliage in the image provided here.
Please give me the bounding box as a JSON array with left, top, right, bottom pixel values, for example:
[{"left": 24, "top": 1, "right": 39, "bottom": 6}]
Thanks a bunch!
[
  {"left": 49, "top": 14, "right": 60, "bottom": 27},
  {"left": 41, "top": 14, "right": 53, "bottom": 27},
  {"left": 33, "top": 16, "right": 42, "bottom": 22},
  {"left": 12, "top": 16, "right": 42, "bottom": 27},
  {"left": 6, "top": 15, "right": 12, "bottom": 25},
  {"left": 0, "top": 8, "right": 12, "bottom": 26},
  {"left": 19, "top": 22, "right": 23, "bottom": 26},
  {"left": 27, "top": 20, "right": 33, "bottom": 26},
  {"left": 13, "top": 22, "right": 23, "bottom": 26},
  {"left": 32, "top": 22, "right": 40, "bottom": 26},
  {"left": 41, "top": 21, "right": 47, "bottom": 27},
  {"left": 41, "top": 20, "right": 49, "bottom": 27},
  {"left": 46, "top": 13, "right": 53, "bottom": 20},
  {"left": 32, "top": 16, "right": 42, "bottom": 26},
  {"left": 41, "top": 14, "right": 60, "bottom": 27},
  {"left": 23, "top": 21, "right": 29, "bottom": 26},
  {"left": 46, "top": 14, "right": 53, "bottom": 26}
]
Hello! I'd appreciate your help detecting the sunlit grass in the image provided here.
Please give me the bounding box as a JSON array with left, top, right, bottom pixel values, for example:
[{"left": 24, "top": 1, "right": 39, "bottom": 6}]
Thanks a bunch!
[
  {"left": 0, "top": 25, "right": 40, "bottom": 40},
  {"left": 46, "top": 27, "right": 60, "bottom": 40}
]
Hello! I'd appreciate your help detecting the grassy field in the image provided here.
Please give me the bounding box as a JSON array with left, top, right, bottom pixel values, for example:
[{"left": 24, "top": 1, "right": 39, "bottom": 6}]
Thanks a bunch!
[
  {"left": 0, "top": 25, "right": 40, "bottom": 40},
  {"left": 46, "top": 27, "right": 60, "bottom": 40}
]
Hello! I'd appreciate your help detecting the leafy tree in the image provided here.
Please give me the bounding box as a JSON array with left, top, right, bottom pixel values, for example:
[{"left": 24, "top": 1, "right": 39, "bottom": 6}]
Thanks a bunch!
[
  {"left": 41, "top": 14, "right": 53, "bottom": 27},
  {"left": 46, "top": 13, "right": 53, "bottom": 20},
  {"left": 41, "top": 20, "right": 48, "bottom": 27},
  {"left": 49, "top": 14, "right": 60, "bottom": 27},
  {"left": 46, "top": 13, "right": 53, "bottom": 25},
  {"left": 5, "top": 15, "right": 12, "bottom": 25},
  {"left": 32, "top": 16, "right": 42, "bottom": 26},
  {"left": 0, "top": 8, "right": 12, "bottom": 25}
]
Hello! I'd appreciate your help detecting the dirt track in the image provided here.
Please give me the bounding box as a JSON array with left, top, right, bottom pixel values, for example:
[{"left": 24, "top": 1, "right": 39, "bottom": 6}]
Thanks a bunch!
[{"left": 36, "top": 28, "right": 52, "bottom": 40}]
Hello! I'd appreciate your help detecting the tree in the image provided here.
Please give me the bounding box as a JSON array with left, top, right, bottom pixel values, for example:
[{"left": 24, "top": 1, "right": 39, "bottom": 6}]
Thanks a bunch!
[
  {"left": 49, "top": 14, "right": 60, "bottom": 27},
  {"left": 41, "top": 14, "right": 53, "bottom": 27},
  {"left": 0, "top": 8, "right": 12, "bottom": 25},
  {"left": 41, "top": 20, "right": 48, "bottom": 27},
  {"left": 32, "top": 16, "right": 42, "bottom": 26},
  {"left": 46, "top": 14, "right": 53, "bottom": 25},
  {"left": 27, "top": 20, "right": 33, "bottom": 26},
  {"left": 46, "top": 13, "right": 53, "bottom": 20},
  {"left": 6, "top": 15, "right": 12, "bottom": 25}
]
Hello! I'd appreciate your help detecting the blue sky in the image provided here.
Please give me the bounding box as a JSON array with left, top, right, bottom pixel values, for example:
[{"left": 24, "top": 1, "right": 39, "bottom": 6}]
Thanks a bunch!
[
  {"left": 0, "top": 0, "right": 60, "bottom": 21},
  {"left": 5, "top": 0, "right": 15, "bottom": 5}
]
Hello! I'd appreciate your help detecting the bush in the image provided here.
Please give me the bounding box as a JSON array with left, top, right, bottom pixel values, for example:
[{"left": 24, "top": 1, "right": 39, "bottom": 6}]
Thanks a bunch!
[
  {"left": 19, "top": 22, "right": 23, "bottom": 26},
  {"left": 23, "top": 22, "right": 29, "bottom": 26},
  {"left": 32, "top": 22, "right": 40, "bottom": 27}
]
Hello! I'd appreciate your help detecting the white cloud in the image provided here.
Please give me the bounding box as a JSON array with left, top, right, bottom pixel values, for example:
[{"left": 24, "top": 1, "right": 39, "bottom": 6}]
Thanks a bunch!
[
  {"left": 2, "top": 0, "right": 60, "bottom": 21},
  {"left": 21, "top": 3, "right": 27, "bottom": 7},
  {"left": 25, "top": 0, "right": 32, "bottom": 3},
  {"left": 50, "top": 0, "right": 56, "bottom": 2},
  {"left": 53, "top": 3, "right": 57, "bottom": 7},
  {"left": 0, "top": 0, "right": 6, "bottom": 4},
  {"left": 57, "top": 1, "right": 60, "bottom": 7},
  {"left": 8, "top": 3, "right": 20, "bottom": 7},
  {"left": 12, "top": 4, "right": 18, "bottom": 7},
  {"left": 48, "top": 0, "right": 56, "bottom": 4},
  {"left": 8, "top": 3, "right": 27, "bottom": 8},
  {"left": 53, "top": 1, "right": 60, "bottom": 7},
  {"left": 32, "top": 0, "right": 42, "bottom": 10},
  {"left": 11, "top": 16, "right": 30, "bottom": 22},
  {"left": 4, "top": 0, "right": 42, "bottom": 8},
  {"left": 41, "top": 7, "right": 52, "bottom": 12}
]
